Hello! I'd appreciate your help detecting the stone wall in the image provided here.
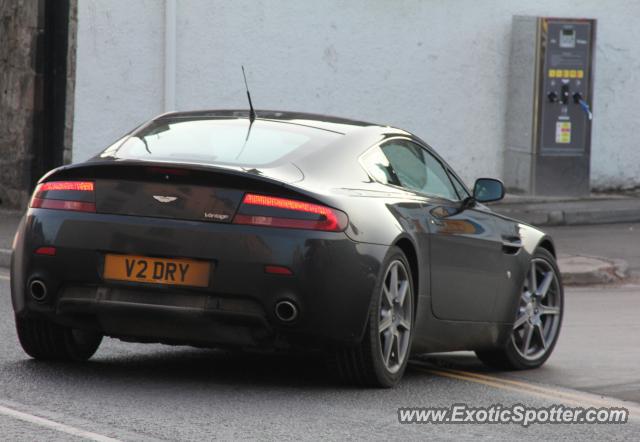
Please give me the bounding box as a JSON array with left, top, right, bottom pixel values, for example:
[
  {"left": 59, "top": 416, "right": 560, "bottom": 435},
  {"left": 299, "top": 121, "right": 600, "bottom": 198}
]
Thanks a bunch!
[
  {"left": 0, "top": 0, "right": 40, "bottom": 209},
  {"left": 0, "top": 0, "right": 77, "bottom": 210}
]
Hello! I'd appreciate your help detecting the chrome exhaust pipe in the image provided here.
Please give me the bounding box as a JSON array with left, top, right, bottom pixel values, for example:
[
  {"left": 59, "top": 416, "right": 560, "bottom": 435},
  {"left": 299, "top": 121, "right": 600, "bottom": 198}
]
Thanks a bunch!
[
  {"left": 274, "top": 300, "right": 298, "bottom": 323},
  {"left": 29, "top": 279, "right": 48, "bottom": 302}
]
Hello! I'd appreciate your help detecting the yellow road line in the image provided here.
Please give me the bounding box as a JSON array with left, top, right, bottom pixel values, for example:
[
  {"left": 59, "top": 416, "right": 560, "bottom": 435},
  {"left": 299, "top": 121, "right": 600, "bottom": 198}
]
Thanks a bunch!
[
  {"left": 412, "top": 363, "right": 640, "bottom": 418},
  {"left": 442, "top": 367, "right": 624, "bottom": 408},
  {"left": 416, "top": 366, "right": 587, "bottom": 407}
]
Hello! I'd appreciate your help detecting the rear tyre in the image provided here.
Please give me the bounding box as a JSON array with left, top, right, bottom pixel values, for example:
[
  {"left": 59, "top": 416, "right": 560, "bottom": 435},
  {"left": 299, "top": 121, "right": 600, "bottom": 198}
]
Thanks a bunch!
[
  {"left": 476, "top": 247, "right": 563, "bottom": 370},
  {"left": 15, "top": 316, "right": 102, "bottom": 361},
  {"left": 329, "top": 246, "right": 414, "bottom": 388}
]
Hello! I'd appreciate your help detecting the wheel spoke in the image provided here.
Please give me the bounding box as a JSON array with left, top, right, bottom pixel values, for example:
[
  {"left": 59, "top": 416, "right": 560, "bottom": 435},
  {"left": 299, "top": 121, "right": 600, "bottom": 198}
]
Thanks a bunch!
[
  {"left": 513, "top": 314, "right": 528, "bottom": 330},
  {"left": 382, "top": 331, "right": 393, "bottom": 365},
  {"left": 397, "top": 330, "right": 408, "bottom": 363},
  {"left": 536, "top": 323, "right": 547, "bottom": 349},
  {"left": 397, "top": 280, "right": 409, "bottom": 306},
  {"left": 521, "top": 290, "right": 532, "bottom": 304},
  {"left": 539, "top": 305, "right": 560, "bottom": 316},
  {"left": 391, "top": 332, "right": 400, "bottom": 366},
  {"left": 390, "top": 264, "right": 399, "bottom": 299},
  {"left": 521, "top": 323, "right": 534, "bottom": 355},
  {"left": 529, "top": 261, "right": 537, "bottom": 293},
  {"left": 383, "top": 285, "right": 394, "bottom": 308},
  {"left": 379, "top": 313, "right": 393, "bottom": 333},
  {"left": 398, "top": 314, "right": 411, "bottom": 331},
  {"left": 537, "top": 271, "right": 553, "bottom": 298}
]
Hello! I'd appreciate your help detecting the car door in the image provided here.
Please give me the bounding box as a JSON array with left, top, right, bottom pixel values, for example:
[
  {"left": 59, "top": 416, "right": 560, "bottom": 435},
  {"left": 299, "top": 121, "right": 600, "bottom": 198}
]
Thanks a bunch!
[{"left": 378, "top": 139, "right": 509, "bottom": 322}]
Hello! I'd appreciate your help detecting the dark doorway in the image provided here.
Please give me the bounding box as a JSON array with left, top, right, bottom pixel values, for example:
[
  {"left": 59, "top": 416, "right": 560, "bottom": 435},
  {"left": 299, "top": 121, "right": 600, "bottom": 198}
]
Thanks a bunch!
[{"left": 32, "top": 0, "right": 72, "bottom": 189}]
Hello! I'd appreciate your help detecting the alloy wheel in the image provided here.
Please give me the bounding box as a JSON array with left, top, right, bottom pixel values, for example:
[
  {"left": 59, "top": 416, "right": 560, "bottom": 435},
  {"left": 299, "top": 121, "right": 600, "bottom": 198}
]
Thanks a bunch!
[
  {"left": 378, "top": 260, "right": 412, "bottom": 373},
  {"left": 512, "top": 258, "right": 562, "bottom": 361}
]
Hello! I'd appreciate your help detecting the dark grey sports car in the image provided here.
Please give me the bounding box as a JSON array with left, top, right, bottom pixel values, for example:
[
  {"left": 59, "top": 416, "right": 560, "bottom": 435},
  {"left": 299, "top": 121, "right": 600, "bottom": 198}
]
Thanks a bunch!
[{"left": 11, "top": 110, "right": 563, "bottom": 387}]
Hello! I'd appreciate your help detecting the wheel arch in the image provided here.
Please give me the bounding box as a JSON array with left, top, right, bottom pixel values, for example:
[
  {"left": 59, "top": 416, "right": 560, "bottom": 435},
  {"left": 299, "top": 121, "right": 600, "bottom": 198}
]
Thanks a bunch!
[
  {"left": 537, "top": 236, "right": 556, "bottom": 258},
  {"left": 393, "top": 236, "right": 420, "bottom": 314}
]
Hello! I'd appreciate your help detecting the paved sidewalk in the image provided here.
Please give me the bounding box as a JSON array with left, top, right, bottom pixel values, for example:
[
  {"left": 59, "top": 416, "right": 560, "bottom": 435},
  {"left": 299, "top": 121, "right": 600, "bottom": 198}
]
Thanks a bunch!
[
  {"left": 490, "top": 192, "right": 640, "bottom": 226},
  {"left": 0, "top": 209, "right": 20, "bottom": 268}
]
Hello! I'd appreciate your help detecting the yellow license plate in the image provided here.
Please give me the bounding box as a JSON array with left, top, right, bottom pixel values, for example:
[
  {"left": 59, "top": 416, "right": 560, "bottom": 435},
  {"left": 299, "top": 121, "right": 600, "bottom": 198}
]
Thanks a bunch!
[{"left": 103, "top": 254, "right": 210, "bottom": 287}]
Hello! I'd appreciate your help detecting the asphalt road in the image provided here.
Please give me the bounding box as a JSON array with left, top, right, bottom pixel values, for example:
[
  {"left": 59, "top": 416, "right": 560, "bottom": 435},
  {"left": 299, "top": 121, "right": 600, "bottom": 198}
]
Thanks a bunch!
[{"left": 0, "top": 269, "right": 639, "bottom": 440}]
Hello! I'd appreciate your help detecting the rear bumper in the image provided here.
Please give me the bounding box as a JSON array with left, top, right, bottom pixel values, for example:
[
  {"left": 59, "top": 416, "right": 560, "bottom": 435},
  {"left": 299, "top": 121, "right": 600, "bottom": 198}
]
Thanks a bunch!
[{"left": 12, "top": 209, "right": 388, "bottom": 348}]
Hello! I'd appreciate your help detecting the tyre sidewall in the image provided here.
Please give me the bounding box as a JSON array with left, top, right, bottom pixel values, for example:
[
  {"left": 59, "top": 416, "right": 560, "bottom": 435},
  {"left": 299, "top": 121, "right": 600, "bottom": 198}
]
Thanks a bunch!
[{"left": 64, "top": 329, "right": 103, "bottom": 361}]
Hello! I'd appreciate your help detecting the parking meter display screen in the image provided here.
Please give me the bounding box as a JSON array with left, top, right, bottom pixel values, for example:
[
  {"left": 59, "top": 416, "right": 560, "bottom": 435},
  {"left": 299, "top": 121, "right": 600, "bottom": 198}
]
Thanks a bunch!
[{"left": 559, "top": 29, "right": 576, "bottom": 48}]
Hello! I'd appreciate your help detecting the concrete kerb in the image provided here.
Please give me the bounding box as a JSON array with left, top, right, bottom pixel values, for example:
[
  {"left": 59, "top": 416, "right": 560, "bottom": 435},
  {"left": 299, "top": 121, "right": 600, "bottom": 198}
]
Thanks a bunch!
[{"left": 558, "top": 255, "right": 629, "bottom": 285}]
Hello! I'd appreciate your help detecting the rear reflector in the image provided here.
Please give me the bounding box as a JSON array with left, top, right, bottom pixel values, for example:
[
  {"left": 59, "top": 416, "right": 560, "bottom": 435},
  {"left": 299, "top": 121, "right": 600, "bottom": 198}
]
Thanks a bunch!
[
  {"left": 35, "top": 246, "right": 56, "bottom": 256},
  {"left": 30, "top": 181, "right": 96, "bottom": 213},
  {"left": 30, "top": 198, "right": 96, "bottom": 212},
  {"left": 233, "top": 193, "right": 348, "bottom": 232},
  {"left": 264, "top": 265, "right": 293, "bottom": 275}
]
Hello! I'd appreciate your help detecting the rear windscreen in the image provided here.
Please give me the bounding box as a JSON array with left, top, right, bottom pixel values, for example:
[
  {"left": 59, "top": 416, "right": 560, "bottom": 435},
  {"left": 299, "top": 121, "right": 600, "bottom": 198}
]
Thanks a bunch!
[{"left": 100, "top": 118, "right": 342, "bottom": 167}]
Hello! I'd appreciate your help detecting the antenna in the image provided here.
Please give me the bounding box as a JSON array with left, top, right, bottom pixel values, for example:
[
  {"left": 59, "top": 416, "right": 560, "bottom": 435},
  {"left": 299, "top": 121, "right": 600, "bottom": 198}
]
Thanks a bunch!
[
  {"left": 237, "top": 66, "right": 256, "bottom": 159},
  {"left": 241, "top": 66, "right": 256, "bottom": 122}
]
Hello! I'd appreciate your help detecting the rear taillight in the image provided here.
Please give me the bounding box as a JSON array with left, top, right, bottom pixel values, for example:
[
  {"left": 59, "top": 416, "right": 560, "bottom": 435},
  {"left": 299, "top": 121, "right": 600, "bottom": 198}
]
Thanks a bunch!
[
  {"left": 233, "top": 193, "right": 348, "bottom": 232},
  {"left": 30, "top": 181, "right": 96, "bottom": 213}
]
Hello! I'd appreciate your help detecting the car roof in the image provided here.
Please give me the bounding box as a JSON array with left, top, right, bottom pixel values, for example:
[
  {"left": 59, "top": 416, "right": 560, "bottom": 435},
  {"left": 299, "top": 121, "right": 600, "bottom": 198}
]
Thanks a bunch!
[{"left": 149, "top": 109, "right": 416, "bottom": 166}]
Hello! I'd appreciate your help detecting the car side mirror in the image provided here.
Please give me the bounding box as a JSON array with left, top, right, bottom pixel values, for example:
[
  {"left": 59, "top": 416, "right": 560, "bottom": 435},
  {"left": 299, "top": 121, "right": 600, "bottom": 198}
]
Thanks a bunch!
[{"left": 473, "top": 178, "right": 505, "bottom": 203}]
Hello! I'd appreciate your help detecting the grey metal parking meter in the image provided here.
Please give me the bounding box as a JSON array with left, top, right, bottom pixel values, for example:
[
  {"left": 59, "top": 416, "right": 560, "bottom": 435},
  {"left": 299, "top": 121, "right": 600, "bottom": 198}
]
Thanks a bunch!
[{"left": 504, "top": 16, "right": 596, "bottom": 196}]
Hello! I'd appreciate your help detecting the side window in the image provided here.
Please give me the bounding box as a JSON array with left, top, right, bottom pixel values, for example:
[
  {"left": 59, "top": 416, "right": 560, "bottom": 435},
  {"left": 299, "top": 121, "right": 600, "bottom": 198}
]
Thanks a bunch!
[
  {"left": 360, "top": 145, "right": 402, "bottom": 187},
  {"left": 362, "top": 140, "right": 459, "bottom": 200},
  {"left": 448, "top": 170, "right": 471, "bottom": 200},
  {"left": 419, "top": 149, "right": 459, "bottom": 200},
  {"left": 378, "top": 141, "right": 428, "bottom": 192}
]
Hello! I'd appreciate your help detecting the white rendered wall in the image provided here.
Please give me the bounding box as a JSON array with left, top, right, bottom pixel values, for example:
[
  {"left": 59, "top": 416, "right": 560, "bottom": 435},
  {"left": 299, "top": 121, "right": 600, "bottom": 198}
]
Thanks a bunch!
[
  {"left": 73, "top": 0, "right": 164, "bottom": 161},
  {"left": 73, "top": 0, "right": 640, "bottom": 189}
]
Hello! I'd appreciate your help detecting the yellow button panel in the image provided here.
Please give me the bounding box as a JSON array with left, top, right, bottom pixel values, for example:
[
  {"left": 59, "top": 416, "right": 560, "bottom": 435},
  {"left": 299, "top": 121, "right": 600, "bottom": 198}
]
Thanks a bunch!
[{"left": 548, "top": 68, "right": 585, "bottom": 79}]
